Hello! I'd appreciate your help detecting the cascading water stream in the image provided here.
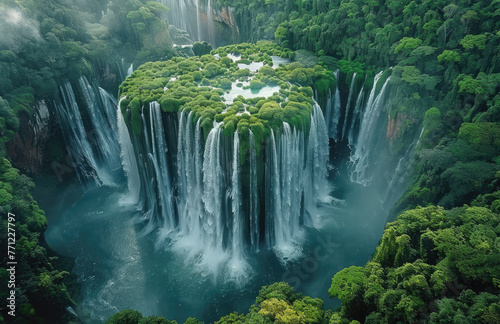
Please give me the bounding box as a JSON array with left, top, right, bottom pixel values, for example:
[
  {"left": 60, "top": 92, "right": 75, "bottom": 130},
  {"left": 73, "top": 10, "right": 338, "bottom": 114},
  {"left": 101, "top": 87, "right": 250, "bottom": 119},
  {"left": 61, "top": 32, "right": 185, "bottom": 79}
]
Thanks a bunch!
[
  {"left": 303, "top": 103, "right": 330, "bottom": 225},
  {"left": 231, "top": 131, "right": 243, "bottom": 259},
  {"left": 34, "top": 100, "right": 50, "bottom": 133},
  {"left": 278, "top": 122, "right": 302, "bottom": 242},
  {"left": 148, "top": 102, "right": 176, "bottom": 232},
  {"left": 323, "top": 88, "right": 333, "bottom": 137},
  {"left": 117, "top": 97, "right": 141, "bottom": 205},
  {"left": 54, "top": 81, "right": 101, "bottom": 189},
  {"left": 173, "top": 110, "right": 205, "bottom": 261},
  {"left": 382, "top": 127, "right": 424, "bottom": 208},
  {"left": 248, "top": 130, "right": 259, "bottom": 252},
  {"left": 195, "top": 0, "right": 201, "bottom": 41},
  {"left": 175, "top": 109, "right": 204, "bottom": 241},
  {"left": 265, "top": 128, "right": 282, "bottom": 249},
  {"left": 127, "top": 64, "right": 134, "bottom": 77},
  {"left": 201, "top": 122, "right": 224, "bottom": 248},
  {"left": 123, "top": 96, "right": 330, "bottom": 272},
  {"left": 341, "top": 73, "right": 357, "bottom": 140},
  {"left": 347, "top": 86, "right": 365, "bottom": 146},
  {"left": 207, "top": 0, "right": 215, "bottom": 45},
  {"left": 264, "top": 102, "right": 329, "bottom": 261},
  {"left": 78, "top": 77, "right": 121, "bottom": 177},
  {"left": 54, "top": 77, "right": 123, "bottom": 189},
  {"left": 161, "top": 0, "right": 188, "bottom": 31},
  {"left": 350, "top": 72, "right": 390, "bottom": 186},
  {"left": 324, "top": 70, "right": 341, "bottom": 141}
]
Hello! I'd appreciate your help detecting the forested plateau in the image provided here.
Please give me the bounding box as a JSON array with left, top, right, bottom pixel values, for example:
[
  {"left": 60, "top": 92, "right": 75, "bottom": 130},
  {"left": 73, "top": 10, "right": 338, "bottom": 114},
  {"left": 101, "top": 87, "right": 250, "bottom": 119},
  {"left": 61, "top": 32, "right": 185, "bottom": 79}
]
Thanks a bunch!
[{"left": 0, "top": 0, "right": 499, "bottom": 323}]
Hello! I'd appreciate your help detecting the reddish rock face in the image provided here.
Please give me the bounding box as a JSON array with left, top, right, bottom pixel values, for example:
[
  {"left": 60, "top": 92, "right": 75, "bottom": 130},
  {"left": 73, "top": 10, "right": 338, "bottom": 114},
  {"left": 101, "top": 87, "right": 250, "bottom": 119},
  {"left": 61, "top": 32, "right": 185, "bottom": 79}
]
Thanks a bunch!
[{"left": 386, "top": 112, "right": 407, "bottom": 145}]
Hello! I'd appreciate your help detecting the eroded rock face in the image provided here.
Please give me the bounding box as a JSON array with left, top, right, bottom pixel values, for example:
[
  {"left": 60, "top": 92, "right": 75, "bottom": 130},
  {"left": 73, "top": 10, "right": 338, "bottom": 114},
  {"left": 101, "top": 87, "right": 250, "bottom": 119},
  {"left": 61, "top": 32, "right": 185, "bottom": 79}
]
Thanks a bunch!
[{"left": 7, "top": 100, "right": 55, "bottom": 174}]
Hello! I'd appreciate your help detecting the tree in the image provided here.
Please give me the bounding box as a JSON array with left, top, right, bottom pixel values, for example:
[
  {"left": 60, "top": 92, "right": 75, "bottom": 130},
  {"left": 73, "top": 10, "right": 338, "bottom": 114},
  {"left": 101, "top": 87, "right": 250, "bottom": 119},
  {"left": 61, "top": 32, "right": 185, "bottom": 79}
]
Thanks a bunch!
[
  {"left": 329, "top": 266, "right": 367, "bottom": 320},
  {"left": 275, "top": 26, "right": 288, "bottom": 45},
  {"left": 437, "top": 50, "right": 461, "bottom": 63},
  {"left": 293, "top": 297, "right": 324, "bottom": 324},
  {"left": 259, "top": 298, "right": 306, "bottom": 324},
  {"left": 257, "top": 282, "right": 296, "bottom": 304},
  {"left": 106, "top": 309, "right": 143, "bottom": 324},
  {"left": 394, "top": 37, "right": 423, "bottom": 55},
  {"left": 193, "top": 41, "right": 213, "bottom": 57},
  {"left": 460, "top": 34, "right": 487, "bottom": 50}
]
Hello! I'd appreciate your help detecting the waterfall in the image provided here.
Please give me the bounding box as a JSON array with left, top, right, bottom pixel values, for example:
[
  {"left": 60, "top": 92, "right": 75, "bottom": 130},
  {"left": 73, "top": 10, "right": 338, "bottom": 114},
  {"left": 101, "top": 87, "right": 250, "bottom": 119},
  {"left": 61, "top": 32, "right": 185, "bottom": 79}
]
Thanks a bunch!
[
  {"left": 78, "top": 77, "right": 121, "bottom": 177},
  {"left": 207, "top": 0, "right": 215, "bottom": 45},
  {"left": 248, "top": 130, "right": 259, "bottom": 252},
  {"left": 303, "top": 103, "right": 330, "bottom": 226},
  {"left": 278, "top": 123, "right": 302, "bottom": 239},
  {"left": 231, "top": 131, "right": 243, "bottom": 259},
  {"left": 325, "top": 70, "right": 341, "bottom": 141},
  {"left": 347, "top": 86, "right": 365, "bottom": 146},
  {"left": 148, "top": 102, "right": 176, "bottom": 231},
  {"left": 179, "top": 110, "right": 204, "bottom": 235},
  {"left": 324, "top": 88, "right": 333, "bottom": 137},
  {"left": 265, "top": 128, "right": 282, "bottom": 248},
  {"left": 341, "top": 73, "right": 357, "bottom": 141},
  {"left": 382, "top": 127, "right": 424, "bottom": 208},
  {"left": 161, "top": 0, "right": 188, "bottom": 31},
  {"left": 195, "top": 0, "right": 201, "bottom": 41},
  {"left": 122, "top": 95, "right": 330, "bottom": 273},
  {"left": 310, "top": 103, "right": 330, "bottom": 195},
  {"left": 158, "top": 0, "right": 216, "bottom": 44},
  {"left": 264, "top": 103, "right": 329, "bottom": 261},
  {"left": 29, "top": 100, "right": 50, "bottom": 137},
  {"left": 98, "top": 88, "right": 119, "bottom": 135},
  {"left": 117, "top": 59, "right": 127, "bottom": 82},
  {"left": 138, "top": 107, "right": 156, "bottom": 229},
  {"left": 201, "top": 121, "right": 224, "bottom": 250},
  {"left": 54, "top": 81, "right": 99, "bottom": 189},
  {"left": 176, "top": 110, "right": 203, "bottom": 237},
  {"left": 177, "top": 110, "right": 188, "bottom": 208},
  {"left": 54, "top": 79, "right": 120, "bottom": 189},
  {"left": 332, "top": 85, "right": 341, "bottom": 142},
  {"left": 350, "top": 72, "right": 390, "bottom": 186},
  {"left": 117, "top": 98, "right": 141, "bottom": 205},
  {"left": 172, "top": 113, "right": 253, "bottom": 281}
]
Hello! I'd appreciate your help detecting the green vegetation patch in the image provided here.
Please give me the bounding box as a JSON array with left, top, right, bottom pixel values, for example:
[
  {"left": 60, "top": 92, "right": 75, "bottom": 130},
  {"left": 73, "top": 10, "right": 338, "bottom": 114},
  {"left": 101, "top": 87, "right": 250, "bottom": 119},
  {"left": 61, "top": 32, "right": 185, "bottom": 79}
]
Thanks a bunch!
[{"left": 119, "top": 43, "right": 336, "bottom": 158}]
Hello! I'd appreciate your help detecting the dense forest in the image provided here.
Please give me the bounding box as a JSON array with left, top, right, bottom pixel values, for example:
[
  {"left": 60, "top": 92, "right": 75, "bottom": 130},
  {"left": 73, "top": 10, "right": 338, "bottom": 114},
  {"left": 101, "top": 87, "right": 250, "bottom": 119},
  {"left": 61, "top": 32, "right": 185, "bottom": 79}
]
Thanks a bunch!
[{"left": 0, "top": 0, "right": 499, "bottom": 323}]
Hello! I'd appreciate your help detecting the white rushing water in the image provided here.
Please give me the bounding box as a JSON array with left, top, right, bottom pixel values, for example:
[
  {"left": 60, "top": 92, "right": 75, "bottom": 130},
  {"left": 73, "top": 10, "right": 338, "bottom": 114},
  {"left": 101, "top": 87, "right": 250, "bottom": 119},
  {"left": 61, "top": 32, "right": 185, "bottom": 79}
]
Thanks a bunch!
[
  {"left": 195, "top": 0, "right": 201, "bottom": 41},
  {"left": 347, "top": 85, "right": 365, "bottom": 146},
  {"left": 159, "top": 0, "right": 216, "bottom": 44},
  {"left": 248, "top": 129, "right": 259, "bottom": 252},
  {"left": 149, "top": 102, "right": 176, "bottom": 232},
  {"left": 350, "top": 72, "right": 391, "bottom": 186},
  {"left": 324, "top": 70, "right": 341, "bottom": 141},
  {"left": 126, "top": 100, "right": 331, "bottom": 274},
  {"left": 207, "top": 0, "right": 215, "bottom": 45},
  {"left": 54, "top": 77, "right": 122, "bottom": 189},
  {"left": 117, "top": 97, "right": 141, "bottom": 205},
  {"left": 161, "top": 0, "right": 188, "bottom": 31},
  {"left": 265, "top": 103, "right": 330, "bottom": 263},
  {"left": 341, "top": 72, "right": 357, "bottom": 140}
]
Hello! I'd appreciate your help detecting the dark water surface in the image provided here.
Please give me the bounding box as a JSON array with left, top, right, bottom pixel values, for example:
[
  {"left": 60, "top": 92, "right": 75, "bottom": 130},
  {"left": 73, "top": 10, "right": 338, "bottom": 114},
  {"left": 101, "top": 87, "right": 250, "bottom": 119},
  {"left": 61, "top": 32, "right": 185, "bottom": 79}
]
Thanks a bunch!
[{"left": 36, "top": 175, "right": 388, "bottom": 323}]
